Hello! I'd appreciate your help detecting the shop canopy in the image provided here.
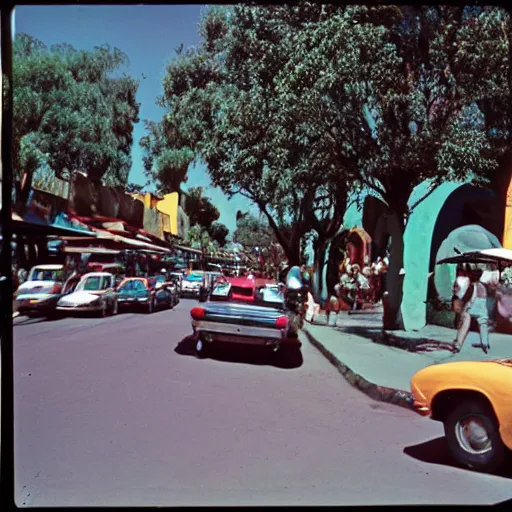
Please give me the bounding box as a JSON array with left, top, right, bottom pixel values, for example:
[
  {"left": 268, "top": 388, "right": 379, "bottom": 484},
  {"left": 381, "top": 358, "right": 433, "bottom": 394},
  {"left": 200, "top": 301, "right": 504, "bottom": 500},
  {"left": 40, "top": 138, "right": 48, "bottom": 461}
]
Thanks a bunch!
[
  {"left": 62, "top": 246, "right": 121, "bottom": 255},
  {"left": 93, "top": 228, "right": 171, "bottom": 253},
  {"left": 10, "top": 212, "right": 98, "bottom": 238},
  {"left": 437, "top": 248, "right": 512, "bottom": 266},
  {"left": 174, "top": 244, "right": 202, "bottom": 255}
]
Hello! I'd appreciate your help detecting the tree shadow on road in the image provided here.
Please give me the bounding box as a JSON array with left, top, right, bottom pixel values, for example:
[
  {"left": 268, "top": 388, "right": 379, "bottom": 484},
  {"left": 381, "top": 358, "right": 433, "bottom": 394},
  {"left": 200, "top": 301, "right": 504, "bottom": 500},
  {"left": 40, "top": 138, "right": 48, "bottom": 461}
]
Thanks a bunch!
[
  {"left": 174, "top": 335, "right": 304, "bottom": 369},
  {"left": 403, "top": 436, "right": 512, "bottom": 479},
  {"left": 13, "top": 314, "right": 67, "bottom": 326}
]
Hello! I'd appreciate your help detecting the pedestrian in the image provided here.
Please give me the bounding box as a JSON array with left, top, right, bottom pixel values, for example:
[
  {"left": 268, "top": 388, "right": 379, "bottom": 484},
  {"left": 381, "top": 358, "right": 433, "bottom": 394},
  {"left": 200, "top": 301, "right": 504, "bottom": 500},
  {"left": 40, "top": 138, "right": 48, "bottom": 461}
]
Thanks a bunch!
[
  {"left": 480, "top": 262, "right": 499, "bottom": 330},
  {"left": 305, "top": 290, "right": 320, "bottom": 323},
  {"left": 453, "top": 263, "right": 490, "bottom": 354}
]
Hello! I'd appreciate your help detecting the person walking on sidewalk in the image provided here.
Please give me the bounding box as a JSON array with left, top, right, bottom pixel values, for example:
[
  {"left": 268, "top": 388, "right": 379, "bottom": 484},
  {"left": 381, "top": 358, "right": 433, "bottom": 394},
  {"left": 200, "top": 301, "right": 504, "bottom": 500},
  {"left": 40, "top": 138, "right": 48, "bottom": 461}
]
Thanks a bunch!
[{"left": 453, "top": 263, "right": 490, "bottom": 354}]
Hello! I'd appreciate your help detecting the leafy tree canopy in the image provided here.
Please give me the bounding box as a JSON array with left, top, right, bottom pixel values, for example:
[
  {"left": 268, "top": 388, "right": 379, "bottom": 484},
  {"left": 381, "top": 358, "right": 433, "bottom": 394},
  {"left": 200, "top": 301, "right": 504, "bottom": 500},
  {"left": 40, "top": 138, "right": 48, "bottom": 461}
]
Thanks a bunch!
[
  {"left": 183, "top": 186, "right": 220, "bottom": 230},
  {"left": 233, "top": 213, "right": 277, "bottom": 250},
  {"left": 208, "top": 221, "right": 229, "bottom": 247},
  {"left": 141, "top": 4, "right": 358, "bottom": 266},
  {"left": 144, "top": 3, "right": 512, "bottom": 323},
  {"left": 13, "top": 33, "right": 140, "bottom": 197}
]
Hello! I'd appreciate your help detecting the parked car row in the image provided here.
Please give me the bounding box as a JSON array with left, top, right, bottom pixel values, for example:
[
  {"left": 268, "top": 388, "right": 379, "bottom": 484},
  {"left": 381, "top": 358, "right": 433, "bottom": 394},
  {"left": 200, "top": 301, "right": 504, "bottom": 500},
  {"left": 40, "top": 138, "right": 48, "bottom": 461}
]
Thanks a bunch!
[{"left": 13, "top": 264, "right": 180, "bottom": 319}]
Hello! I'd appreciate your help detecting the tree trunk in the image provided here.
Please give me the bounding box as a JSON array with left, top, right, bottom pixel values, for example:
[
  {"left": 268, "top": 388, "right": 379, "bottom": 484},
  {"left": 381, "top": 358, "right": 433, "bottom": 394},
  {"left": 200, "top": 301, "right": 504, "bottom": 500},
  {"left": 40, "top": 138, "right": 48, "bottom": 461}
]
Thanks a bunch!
[
  {"left": 257, "top": 204, "right": 301, "bottom": 266},
  {"left": 312, "top": 236, "right": 328, "bottom": 302},
  {"left": 382, "top": 209, "right": 406, "bottom": 331}
]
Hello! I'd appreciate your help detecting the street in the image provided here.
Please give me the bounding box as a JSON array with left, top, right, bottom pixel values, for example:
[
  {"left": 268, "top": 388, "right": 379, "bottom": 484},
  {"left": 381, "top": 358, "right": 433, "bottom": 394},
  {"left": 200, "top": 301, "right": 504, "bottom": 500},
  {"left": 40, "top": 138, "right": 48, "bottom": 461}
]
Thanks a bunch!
[{"left": 13, "top": 299, "right": 512, "bottom": 506}]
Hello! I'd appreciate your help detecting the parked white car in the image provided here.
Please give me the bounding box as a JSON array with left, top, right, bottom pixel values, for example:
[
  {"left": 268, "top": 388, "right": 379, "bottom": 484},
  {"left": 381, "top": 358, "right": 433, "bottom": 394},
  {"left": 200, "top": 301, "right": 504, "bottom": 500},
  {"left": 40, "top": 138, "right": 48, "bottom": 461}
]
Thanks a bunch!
[
  {"left": 56, "top": 272, "right": 118, "bottom": 316},
  {"left": 14, "top": 264, "right": 66, "bottom": 318}
]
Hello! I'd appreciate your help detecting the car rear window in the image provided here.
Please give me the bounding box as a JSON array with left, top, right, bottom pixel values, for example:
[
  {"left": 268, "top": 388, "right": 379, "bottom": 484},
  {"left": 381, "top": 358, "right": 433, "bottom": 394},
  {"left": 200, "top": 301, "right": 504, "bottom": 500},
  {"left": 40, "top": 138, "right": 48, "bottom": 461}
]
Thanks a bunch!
[
  {"left": 30, "top": 268, "right": 64, "bottom": 282},
  {"left": 231, "top": 286, "right": 253, "bottom": 297}
]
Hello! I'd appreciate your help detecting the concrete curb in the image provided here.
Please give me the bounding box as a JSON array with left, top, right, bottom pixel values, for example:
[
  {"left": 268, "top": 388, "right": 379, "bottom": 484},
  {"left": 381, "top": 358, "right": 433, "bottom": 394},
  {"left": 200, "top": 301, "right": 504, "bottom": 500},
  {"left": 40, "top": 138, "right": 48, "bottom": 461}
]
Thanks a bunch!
[{"left": 303, "top": 328, "right": 415, "bottom": 411}]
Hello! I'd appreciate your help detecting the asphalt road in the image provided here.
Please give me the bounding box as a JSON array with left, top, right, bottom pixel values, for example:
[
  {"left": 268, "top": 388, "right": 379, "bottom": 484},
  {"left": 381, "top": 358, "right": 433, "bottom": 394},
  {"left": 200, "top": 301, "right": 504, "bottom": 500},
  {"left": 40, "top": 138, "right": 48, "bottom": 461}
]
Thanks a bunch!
[{"left": 13, "top": 298, "right": 512, "bottom": 506}]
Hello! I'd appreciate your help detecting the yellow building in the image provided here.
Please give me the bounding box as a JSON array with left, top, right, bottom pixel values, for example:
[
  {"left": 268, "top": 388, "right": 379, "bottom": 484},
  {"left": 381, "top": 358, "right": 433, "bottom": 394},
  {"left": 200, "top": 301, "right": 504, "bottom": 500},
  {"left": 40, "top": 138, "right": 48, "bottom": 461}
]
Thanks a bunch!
[
  {"left": 156, "top": 192, "right": 181, "bottom": 237},
  {"left": 503, "top": 180, "right": 512, "bottom": 250}
]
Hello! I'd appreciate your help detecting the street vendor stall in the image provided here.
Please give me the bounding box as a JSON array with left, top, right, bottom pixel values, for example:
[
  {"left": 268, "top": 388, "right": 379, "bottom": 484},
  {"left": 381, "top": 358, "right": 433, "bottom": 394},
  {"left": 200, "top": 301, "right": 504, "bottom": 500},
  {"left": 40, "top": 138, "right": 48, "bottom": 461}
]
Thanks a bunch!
[{"left": 437, "top": 248, "right": 512, "bottom": 331}]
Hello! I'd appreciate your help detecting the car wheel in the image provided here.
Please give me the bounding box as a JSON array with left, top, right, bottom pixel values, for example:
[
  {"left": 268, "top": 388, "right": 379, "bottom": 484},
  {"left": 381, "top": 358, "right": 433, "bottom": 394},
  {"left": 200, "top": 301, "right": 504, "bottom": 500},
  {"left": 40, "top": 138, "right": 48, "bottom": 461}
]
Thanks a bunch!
[
  {"left": 444, "top": 398, "right": 507, "bottom": 473},
  {"left": 273, "top": 345, "right": 302, "bottom": 367},
  {"left": 195, "top": 336, "right": 209, "bottom": 358},
  {"left": 46, "top": 310, "right": 62, "bottom": 321},
  {"left": 112, "top": 300, "right": 118, "bottom": 316}
]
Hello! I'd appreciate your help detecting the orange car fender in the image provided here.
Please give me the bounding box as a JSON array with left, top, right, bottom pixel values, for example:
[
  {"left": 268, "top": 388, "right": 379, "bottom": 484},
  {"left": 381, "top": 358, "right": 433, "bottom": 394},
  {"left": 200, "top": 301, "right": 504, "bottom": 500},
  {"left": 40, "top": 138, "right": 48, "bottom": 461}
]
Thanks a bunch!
[
  {"left": 412, "top": 362, "right": 512, "bottom": 450},
  {"left": 429, "top": 383, "right": 512, "bottom": 450}
]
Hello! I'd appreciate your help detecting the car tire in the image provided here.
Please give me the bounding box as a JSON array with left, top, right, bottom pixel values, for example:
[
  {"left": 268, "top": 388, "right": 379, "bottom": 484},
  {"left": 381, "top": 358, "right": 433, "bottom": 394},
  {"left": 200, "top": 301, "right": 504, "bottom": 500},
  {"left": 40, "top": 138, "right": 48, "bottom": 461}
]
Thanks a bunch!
[
  {"left": 46, "top": 310, "right": 62, "bottom": 321},
  {"left": 195, "top": 336, "right": 209, "bottom": 358},
  {"left": 443, "top": 398, "right": 507, "bottom": 473}
]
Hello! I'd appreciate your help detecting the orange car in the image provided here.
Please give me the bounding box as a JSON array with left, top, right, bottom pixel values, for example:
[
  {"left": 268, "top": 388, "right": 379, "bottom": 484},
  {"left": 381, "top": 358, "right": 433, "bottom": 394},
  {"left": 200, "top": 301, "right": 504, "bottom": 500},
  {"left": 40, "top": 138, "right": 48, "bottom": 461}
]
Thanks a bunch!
[{"left": 410, "top": 359, "right": 512, "bottom": 473}]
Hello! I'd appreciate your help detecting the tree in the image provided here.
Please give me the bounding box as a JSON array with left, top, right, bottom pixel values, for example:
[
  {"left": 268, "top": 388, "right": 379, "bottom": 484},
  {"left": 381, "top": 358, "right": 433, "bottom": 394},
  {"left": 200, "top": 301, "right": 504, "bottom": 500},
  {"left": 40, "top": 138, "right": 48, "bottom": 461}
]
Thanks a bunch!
[
  {"left": 185, "top": 223, "right": 215, "bottom": 256},
  {"left": 13, "top": 33, "right": 140, "bottom": 205},
  {"left": 233, "top": 213, "right": 277, "bottom": 250},
  {"left": 278, "top": 5, "right": 505, "bottom": 328},
  {"left": 208, "top": 221, "right": 229, "bottom": 247},
  {"left": 142, "top": 4, "right": 355, "bottom": 270},
  {"left": 183, "top": 186, "right": 220, "bottom": 231}
]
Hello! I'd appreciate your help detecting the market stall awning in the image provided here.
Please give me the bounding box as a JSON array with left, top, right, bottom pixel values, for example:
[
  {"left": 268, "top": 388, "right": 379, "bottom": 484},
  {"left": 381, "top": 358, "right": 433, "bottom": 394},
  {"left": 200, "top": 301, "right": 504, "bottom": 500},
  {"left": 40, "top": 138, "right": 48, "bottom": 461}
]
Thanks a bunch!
[
  {"left": 437, "top": 248, "right": 512, "bottom": 265},
  {"left": 93, "top": 228, "right": 171, "bottom": 253},
  {"left": 63, "top": 246, "right": 121, "bottom": 255},
  {"left": 174, "top": 244, "right": 202, "bottom": 255},
  {"left": 10, "top": 212, "right": 98, "bottom": 238}
]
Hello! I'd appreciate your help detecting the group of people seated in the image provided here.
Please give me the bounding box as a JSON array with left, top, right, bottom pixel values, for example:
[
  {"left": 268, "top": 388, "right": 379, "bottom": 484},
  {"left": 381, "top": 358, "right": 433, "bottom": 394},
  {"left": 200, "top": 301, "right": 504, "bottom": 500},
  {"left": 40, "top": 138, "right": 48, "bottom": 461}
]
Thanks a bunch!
[{"left": 333, "top": 256, "right": 388, "bottom": 311}]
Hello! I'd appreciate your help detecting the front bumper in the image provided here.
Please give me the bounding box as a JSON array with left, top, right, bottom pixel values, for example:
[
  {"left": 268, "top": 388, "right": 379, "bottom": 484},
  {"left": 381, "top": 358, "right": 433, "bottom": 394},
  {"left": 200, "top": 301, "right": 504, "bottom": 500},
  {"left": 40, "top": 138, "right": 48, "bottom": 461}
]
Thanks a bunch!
[
  {"left": 181, "top": 288, "right": 200, "bottom": 297},
  {"left": 57, "top": 304, "right": 102, "bottom": 312},
  {"left": 412, "top": 400, "right": 431, "bottom": 416},
  {"left": 118, "top": 297, "right": 149, "bottom": 307},
  {"left": 192, "top": 320, "right": 302, "bottom": 347},
  {"left": 16, "top": 295, "right": 59, "bottom": 314}
]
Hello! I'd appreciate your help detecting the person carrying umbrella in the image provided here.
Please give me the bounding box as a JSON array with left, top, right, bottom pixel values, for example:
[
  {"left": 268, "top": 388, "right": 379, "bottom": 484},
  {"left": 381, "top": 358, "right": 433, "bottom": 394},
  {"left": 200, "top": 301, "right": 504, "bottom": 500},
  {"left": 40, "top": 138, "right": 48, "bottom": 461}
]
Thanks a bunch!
[{"left": 453, "top": 263, "right": 490, "bottom": 354}]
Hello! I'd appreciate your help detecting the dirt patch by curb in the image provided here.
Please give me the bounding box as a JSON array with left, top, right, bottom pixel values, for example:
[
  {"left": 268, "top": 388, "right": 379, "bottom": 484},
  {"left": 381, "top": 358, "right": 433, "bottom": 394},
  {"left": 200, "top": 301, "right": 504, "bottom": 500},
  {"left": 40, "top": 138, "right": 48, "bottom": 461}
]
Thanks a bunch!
[{"left": 303, "top": 329, "right": 415, "bottom": 411}]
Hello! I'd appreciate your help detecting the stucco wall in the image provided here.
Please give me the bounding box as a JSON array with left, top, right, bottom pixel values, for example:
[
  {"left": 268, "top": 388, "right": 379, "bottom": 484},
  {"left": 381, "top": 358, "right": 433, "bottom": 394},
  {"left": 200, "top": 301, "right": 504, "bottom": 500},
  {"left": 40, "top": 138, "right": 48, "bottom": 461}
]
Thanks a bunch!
[{"left": 401, "top": 180, "right": 468, "bottom": 331}]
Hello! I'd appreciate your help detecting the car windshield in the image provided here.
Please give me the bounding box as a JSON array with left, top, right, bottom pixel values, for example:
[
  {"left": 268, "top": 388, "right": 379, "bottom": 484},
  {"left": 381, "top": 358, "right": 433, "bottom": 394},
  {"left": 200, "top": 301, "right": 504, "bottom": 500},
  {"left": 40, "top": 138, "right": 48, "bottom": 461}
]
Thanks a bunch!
[
  {"left": 29, "top": 268, "right": 64, "bottom": 282},
  {"left": 117, "top": 280, "right": 144, "bottom": 292},
  {"left": 77, "top": 276, "right": 103, "bottom": 291},
  {"left": 260, "top": 288, "right": 284, "bottom": 308},
  {"left": 185, "top": 274, "right": 203, "bottom": 282}
]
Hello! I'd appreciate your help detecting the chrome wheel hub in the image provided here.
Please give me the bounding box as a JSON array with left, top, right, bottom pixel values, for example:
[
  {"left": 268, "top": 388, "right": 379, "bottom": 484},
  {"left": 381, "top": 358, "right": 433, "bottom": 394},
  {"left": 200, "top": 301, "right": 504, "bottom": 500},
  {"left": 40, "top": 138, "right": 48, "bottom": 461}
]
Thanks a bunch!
[{"left": 455, "top": 415, "right": 492, "bottom": 454}]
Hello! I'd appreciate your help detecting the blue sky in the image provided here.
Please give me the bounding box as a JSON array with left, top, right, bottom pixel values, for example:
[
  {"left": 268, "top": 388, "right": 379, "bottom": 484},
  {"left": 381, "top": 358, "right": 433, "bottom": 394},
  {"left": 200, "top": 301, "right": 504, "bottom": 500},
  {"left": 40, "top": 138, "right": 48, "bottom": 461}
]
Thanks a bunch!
[{"left": 14, "top": 4, "right": 259, "bottom": 234}]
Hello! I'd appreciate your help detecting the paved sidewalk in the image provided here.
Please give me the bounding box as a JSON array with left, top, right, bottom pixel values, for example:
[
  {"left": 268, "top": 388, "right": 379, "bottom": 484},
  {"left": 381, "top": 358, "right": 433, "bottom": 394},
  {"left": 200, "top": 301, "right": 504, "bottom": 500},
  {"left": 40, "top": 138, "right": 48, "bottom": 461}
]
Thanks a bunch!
[{"left": 303, "top": 309, "right": 512, "bottom": 410}]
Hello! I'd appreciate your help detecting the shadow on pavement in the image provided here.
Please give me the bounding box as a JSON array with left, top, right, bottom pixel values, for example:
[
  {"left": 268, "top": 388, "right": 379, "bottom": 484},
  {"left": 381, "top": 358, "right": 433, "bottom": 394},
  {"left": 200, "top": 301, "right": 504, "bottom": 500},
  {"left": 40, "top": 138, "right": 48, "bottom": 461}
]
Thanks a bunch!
[
  {"left": 175, "top": 335, "right": 304, "bottom": 369},
  {"left": 334, "top": 326, "right": 457, "bottom": 353},
  {"left": 13, "top": 314, "right": 67, "bottom": 325},
  {"left": 403, "top": 437, "right": 512, "bottom": 479}
]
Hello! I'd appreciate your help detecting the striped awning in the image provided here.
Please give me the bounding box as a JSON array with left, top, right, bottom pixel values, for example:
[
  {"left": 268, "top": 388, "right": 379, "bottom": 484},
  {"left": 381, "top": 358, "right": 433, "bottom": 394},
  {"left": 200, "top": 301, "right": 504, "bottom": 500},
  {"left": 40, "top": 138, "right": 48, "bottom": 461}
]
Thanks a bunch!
[
  {"left": 63, "top": 246, "right": 120, "bottom": 255},
  {"left": 92, "top": 228, "right": 171, "bottom": 253}
]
